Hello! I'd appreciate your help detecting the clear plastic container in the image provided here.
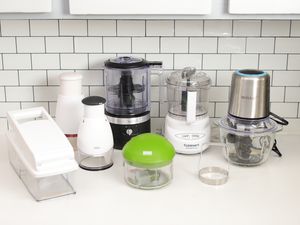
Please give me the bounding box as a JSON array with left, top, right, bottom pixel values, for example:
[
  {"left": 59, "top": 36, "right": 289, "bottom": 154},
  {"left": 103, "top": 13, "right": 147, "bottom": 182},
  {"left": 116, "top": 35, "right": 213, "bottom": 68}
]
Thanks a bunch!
[{"left": 219, "top": 115, "right": 277, "bottom": 166}]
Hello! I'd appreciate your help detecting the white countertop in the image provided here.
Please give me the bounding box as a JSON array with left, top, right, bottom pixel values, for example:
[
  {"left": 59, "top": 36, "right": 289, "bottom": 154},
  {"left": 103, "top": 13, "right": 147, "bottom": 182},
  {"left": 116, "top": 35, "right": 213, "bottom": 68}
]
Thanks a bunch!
[{"left": 0, "top": 134, "right": 300, "bottom": 225}]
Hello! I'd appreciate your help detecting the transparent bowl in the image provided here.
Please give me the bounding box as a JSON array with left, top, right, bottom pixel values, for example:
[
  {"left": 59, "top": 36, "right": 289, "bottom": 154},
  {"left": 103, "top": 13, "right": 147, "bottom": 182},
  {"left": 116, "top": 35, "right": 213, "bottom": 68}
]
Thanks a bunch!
[
  {"left": 124, "top": 161, "right": 173, "bottom": 190},
  {"left": 219, "top": 115, "right": 277, "bottom": 166}
]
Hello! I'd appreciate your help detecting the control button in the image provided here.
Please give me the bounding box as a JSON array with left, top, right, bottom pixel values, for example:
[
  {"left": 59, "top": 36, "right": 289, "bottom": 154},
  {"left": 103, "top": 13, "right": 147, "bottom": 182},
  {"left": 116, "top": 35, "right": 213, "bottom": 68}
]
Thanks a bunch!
[{"left": 126, "top": 129, "right": 133, "bottom": 136}]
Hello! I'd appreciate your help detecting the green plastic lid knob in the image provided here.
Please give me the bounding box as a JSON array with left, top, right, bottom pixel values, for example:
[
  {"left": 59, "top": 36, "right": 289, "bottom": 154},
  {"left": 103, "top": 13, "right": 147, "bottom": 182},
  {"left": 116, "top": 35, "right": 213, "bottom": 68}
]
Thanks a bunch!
[{"left": 122, "top": 133, "right": 175, "bottom": 168}]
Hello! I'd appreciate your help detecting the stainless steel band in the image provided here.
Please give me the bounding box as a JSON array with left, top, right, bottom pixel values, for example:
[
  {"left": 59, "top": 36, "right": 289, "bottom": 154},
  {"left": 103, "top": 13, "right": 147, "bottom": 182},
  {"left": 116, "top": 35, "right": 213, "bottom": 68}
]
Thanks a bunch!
[{"left": 106, "top": 114, "right": 150, "bottom": 125}]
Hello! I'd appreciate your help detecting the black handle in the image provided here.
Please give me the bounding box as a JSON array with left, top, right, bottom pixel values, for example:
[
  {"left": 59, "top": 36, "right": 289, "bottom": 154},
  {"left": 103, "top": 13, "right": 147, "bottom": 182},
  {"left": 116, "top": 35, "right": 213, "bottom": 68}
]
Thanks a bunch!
[
  {"left": 270, "top": 112, "right": 289, "bottom": 126},
  {"left": 147, "top": 61, "right": 163, "bottom": 66},
  {"left": 272, "top": 139, "right": 282, "bottom": 157}
]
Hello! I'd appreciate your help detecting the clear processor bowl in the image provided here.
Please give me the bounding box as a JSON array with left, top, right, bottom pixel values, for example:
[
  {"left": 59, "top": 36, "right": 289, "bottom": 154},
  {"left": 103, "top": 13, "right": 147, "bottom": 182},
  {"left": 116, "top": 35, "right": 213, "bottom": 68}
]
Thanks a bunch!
[{"left": 219, "top": 115, "right": 277, "bottom": 166}]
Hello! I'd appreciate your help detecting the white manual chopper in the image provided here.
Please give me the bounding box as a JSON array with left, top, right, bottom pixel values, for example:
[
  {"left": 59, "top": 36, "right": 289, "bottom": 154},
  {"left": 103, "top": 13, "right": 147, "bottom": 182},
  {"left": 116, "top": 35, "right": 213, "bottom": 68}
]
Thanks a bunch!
[{"left": 164, "top": 67, "right": 211, "bottom": 154}]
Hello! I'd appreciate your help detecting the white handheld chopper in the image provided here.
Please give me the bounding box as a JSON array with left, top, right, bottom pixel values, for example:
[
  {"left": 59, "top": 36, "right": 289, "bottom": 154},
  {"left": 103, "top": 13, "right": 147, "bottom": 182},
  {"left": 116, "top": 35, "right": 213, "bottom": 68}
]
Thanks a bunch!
[{"left": 164, "top": 67, "right": 211, "bottom": 154}]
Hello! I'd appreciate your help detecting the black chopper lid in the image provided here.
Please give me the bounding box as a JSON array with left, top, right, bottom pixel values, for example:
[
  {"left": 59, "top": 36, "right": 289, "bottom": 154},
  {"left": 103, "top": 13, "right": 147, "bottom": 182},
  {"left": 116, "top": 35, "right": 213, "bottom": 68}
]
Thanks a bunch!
[
  {"left": 104, "top": 56, "right": 162, "bottom": 69},
  {"left": 82, "top": 96, "right": 106, "bottom": 105}
]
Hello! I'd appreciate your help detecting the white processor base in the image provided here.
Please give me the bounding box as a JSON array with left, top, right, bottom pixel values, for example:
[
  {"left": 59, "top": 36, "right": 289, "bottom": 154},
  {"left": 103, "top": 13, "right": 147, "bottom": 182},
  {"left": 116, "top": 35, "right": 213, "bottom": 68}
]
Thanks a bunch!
[{"left": 164, "top": 114, "right": 211, "bottom": 154}]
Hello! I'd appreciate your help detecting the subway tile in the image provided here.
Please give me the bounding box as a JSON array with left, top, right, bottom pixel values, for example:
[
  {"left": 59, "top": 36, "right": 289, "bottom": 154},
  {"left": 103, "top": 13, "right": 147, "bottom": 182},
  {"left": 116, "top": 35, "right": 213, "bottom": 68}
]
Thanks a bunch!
[
  {"left": 132, "top": 37, "right": 159, "bottom": 53},
  {"left": 216, "top": 70, "right": 234, "bottom": 86},
  {"left": 74, "top": 37, "right": 102, "bottom": 53},
  {"left": 175, "top": 20, "right": 203, "bottom": 36},
  {"left": 88, "top": 20, "right": 116, "bottom": 36},
  {"left": 1, "top": 20, "right": 29, "bottom": 36},
  {"left": 190, "top": 37, "right": 217, "bottom": 53},
  {"left": 19, "top": 70, "right": 47, "bottom": 86},
  {"left": 203, "top": 54, "right": 230, "bottom": 70},
  {"left": 285, "top": 87, "right": 300, "bottom": 102},
  {"left": 204, "top": 20, "right": 232, "bottom": 36},
  {"left": 89, "top": 53, "right": 116, "bottom": 69},
  {"left": 6, "top": 87, "right": 33, "bottom": 101},
  {"left": 21, "top": 102, "right": 49, "bottom": 112},
  {"left": 0, "top": 71, "right": 18, "bottom": 85},
  {"left": 291, "top": 21, "right": 300, "bottom": 37},
  {"left": 246, "top": 38, "right": 274, "bottom": 53},
  {"left": 0, "top": 37, "right": 16, "bottom": 53},
  {"left": 60, "top": 54, "right": 88, "bottom": 69},
  {"left": 75, "top": 70, "right": 103, "bottom": 85},
  {"left": 59, "top": 20, "right": 87, "bottom": 36},
  {"left": 151, "top": 87, "right": 160, "bottom": 101},
  {"left": 159, "top": 101, "right": 168, "bottom": 117},
  {"left": 174, "top": 54, "right": 202, "bottom": 69},
  {"left": 46, "top": 37, "right": 73, "bottom": 53},
  {"left": 287, "top": 55, "right": 300, "bottom": 70},
  {"left": 273, "top": 71, "right": 300, "bottom": 86},
  {"left": 208, "top": 102, "right": 215, "bottom": 118},
  {"left": 275, "top": 38, "right": 300, "bottom": 53},
  {"left": 103, "top": 37, "right": 131, "bottom": 53},
  {"left": 0, "top": 103, "right": 20, "bottom": 117},
  {"left": 49, "top": 102, "right": 56, "bottom": 117},
  {"left": 146, "top": 54, "right": 173, "bottom": 70},
  {"left": 3, "top": 54, "right": 31, "bottom": 69},
  {"left": 34, "top": 86, "right": 59, "bottom": 101},
  {"left": 146, "top": 20, "right": 174, "bottom": 36},
  {"left": 202, "top": 70, "right": 217, "bottom": 86},
  {"left": 209, "top": 87, "right": 229, "bottom": 102},
  {"left": 30, "top": 20, "right": 59, "bottom": 36},
  {"left": 271, "top": 103, "right": 298, "bottom": 118},
  {"left": 0, "top": 87, "right": 4, "bottom": 101},
  {"left": 231, "top": 54, "right": 259, "bottom": 69},
  {"left": 218, "top": 38, "right": 246, "bottom": 53},
  {"left": 233, "top": 20, "right": 261, "bottom": 37},
  {"left": 89, "top": 86, "right": 105, "bottom": 96},
  {"left": 117, "top": 20, "right": 145, "bottom": 36},
  {"left": 161, "top": 37, "right": 188, "bottom": 53},
  {"left": 116, "top": 53, "right": 145, "bottom": 58},
  {"left": 150, "top": 102, "right": 159, "bottom": 117},
  {"left": 151, "top": 118, "right": 164, "bottom": 133},
  {"left": 32, "top": 54, "right": 60, "bottom": 69},
  {"left": 0, "top": 55, "right": 2, "bottom": 69},
  {"left": 47, "top": 70, "right": 74, "bottom": 85},
  {"left": 16, "top": 37, "right": 45, "bottom": 53},
  {"left": 262, "top": 20, "right": 290, "bottom": 36},
  {"left": 259, "top": 54, "right": 287, "bottom": 70},
  {"left": 215, "top": 102, "right": 229, "bottom": 117},
  {"left": 270, "top": 87, "right": 285, "bottom": 102}
]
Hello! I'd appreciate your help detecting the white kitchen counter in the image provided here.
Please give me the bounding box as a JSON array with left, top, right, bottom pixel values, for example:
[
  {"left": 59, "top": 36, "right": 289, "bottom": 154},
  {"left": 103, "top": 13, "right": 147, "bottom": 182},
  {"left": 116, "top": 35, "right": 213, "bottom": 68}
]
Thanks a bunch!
[{"left": 0, "top": 134, "right": 300, "bottom": 225}]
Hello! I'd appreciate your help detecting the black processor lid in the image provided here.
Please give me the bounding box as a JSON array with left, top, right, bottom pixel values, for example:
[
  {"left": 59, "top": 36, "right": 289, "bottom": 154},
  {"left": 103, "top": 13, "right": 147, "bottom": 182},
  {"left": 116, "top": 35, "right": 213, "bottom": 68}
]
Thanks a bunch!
[
  {"left": 82, "top": 96, "right": 106, "bottom": 105},
  {"left": 105, "top": 56, "right": 162, "bottom": 69}
]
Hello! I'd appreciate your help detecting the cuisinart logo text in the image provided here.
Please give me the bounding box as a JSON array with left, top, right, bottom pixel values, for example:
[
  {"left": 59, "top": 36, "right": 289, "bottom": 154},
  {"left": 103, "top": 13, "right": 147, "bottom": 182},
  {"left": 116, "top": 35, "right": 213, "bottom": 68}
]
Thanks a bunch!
[
  {"left": 241, "top": 95, "right": 256, "bottom": 100},
  {"left": 184, "top": 143, "right": 199, "bottom": 149}
]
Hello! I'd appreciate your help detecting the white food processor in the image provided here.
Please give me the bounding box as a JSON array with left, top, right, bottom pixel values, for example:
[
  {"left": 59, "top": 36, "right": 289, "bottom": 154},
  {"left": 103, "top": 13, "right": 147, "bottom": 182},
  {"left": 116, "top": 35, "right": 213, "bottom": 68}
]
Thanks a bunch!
[{"left": 164, "top": 67, "right": 211, "bottom": 154}]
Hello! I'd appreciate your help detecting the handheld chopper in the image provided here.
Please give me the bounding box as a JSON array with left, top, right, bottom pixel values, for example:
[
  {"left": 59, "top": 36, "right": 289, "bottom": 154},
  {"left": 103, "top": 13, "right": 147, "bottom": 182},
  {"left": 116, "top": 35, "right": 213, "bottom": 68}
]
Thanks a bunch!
[
  {"left": 164, "top": 67, "right": 211, "bottom": 154},
  {"left": 104, "top": 56, "right": 162, "bottom": 150}
]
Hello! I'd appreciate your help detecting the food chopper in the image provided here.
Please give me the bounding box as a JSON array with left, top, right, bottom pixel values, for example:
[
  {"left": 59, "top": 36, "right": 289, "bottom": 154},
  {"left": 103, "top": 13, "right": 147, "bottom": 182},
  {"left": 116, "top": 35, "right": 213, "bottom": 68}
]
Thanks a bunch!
[
  {"left": 164, "top": 67, "right": 211, "bottom": 154},
  {"left": 104, "top": 56, "right": 162, "bottom": 150}
]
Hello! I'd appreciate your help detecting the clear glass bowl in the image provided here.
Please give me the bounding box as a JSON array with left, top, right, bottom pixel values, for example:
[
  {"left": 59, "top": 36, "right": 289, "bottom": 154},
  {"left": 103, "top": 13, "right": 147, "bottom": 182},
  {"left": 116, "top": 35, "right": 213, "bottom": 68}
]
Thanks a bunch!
[
  {"left": 219, "top": 115, "right": 277, "bottom": 166},
  {"left": 124, "top": 161, "right": 173, "bottom": 189}
]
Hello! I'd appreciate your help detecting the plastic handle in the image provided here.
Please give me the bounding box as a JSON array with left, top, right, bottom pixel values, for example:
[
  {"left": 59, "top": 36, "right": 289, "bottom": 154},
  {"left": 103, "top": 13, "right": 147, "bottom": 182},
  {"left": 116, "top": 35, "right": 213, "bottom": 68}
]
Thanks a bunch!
[{"left": 187, "top": 91, "right": 197, "bottom": 123}]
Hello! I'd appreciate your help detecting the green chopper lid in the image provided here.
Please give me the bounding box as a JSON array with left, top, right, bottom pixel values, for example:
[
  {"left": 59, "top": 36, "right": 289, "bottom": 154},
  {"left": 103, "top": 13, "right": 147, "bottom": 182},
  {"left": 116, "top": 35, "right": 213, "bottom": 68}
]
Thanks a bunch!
[{"left": 123, "top": 133, "right": 175, "bottom": 168}]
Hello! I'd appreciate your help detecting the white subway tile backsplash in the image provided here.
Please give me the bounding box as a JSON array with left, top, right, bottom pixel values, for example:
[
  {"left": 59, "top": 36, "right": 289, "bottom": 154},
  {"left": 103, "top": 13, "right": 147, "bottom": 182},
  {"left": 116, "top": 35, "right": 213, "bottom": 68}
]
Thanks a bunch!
[
  {"left": 88, "top": 20, "right": 116, "bottom": 36},
  {"left": 203, "top": 70, "right": 217, "bottom": 86},
  {"left": 60, "top": 54, "right": 88, "bottom": 69},
  {"left": 287, "top": 55, "right": 300, "bottom": 70},
  {"left": 49, "top": 102, "right": 56, "bottom": 116},
  {"left": 16, "top": 37, "right": 45, "bottom": 53},
  {"left": 47, "top": 70, "right": 74, "bottom": 85},
  {"left": 231, "top": 54, "right": 259, "bottom": 69},
  {"left": 132, "top": 37, "right": 159, "bottom": 53},
  {"left": 0, "top": 71, "right": 18, "bottom": 85},
  {"left": 30, "top": 20, "right": 58, "bottom": 36},
  {"left": 174, "top": 54, "right": 202, "bottom": 69},
  {"left": 89, "top": 86, "right": 105, "bottom": 97},
  {"left": 0, "top": 87, "right": 5, "bottom": 101},
  {"left": 285, "top": 87, "right": 300, "bottom": 102},
  {"left": 262, "top": 20, "right": 290, "bottom": 37},
  {"left": 209, "top": 87, "right": 229, "bottom": 102},
  {"left": 146, "top": 20, "right": 174, "bottom": 36},
  {"left": 117, "top": 20, "right": 145, "bottom": 36},
  {"left": 32, "top": 54, "right": 60, "bottom": 69},
  {"left": 291, "top": 21, "right": 300, "bottom": 37},
  {"left": 216, "top": 70, "right": 234, "bottom": 86},
  {"left": 74, "top": 37, "right": 102, "bottom": 53},
  {"left": 203, "top": 54, "right": 230, "bottom": 70},
  {"left": 204, "top": 20, "right": 232, "bottom": 36},
  {"left": 233, "top": 20, "right": 261, "bottom": 37},
  {"left": 6, "top": 87, "right": 33, "bottom": 101},
  {"left": 271, "top": 103, "right": 298, "bottom": 118},
  {"left": 151, "top": 87, "right": 160, "bottom": 101},
  {"left": 270, "top": 87, "right": 285, "bottom": 102},
  {"left": 21, "top": 102, "right": 49, "bottom": 111},
  {"left": 150, "top": 102, "right": 159, "bottom": 117},
  {"left": 89, "top": 53, "right": 116, "bottom": 69},
  {"left": 34, "top": 86, "right": 59, "bottom": 101},
  {"left": 190, "top": 37, "right": 217, "bottom": 53},
  {"left": 0, "top": 38, "right": 16, "bottom": 53},
  {"left": 0, "top": 55, "right": 2, "bottom": 70},
  {"left": 215, "top": 102, "right": 228, "bottom": 117},
  {"left": 59, "top": 20, "right": 87, "bottom": 36},
  {"left": 275, "top": 38, "right": 300, "bottom": 53},
  {"left": 103, "top": 37, "right": 131, "bottom": 53},
  {"left": 259, "top": 54, "right": 287, "bottom": 70},
  {"left": 218, "top": 38, "right": 246, "bottom": 53},
  {"left": 246, "top": 38, "right": 275, "bottom": 53},
  {"left": 0, "top": 103, "right": 20, "bottom": 117},
  {"left": 46, "top": 37, "right": 73, "bottom": 53},
  {"left": 3, "top": 54, "right": 31, "bottom": 69},
  {"left": 19, "top": 70, "right": 47, "bottom": 85},
  {"left": 146, "top": 54, "right": 173, "bottom": 70},
  {"left": 161, "top": 38, "right": 188, "bottom": 53},
  {"left": 1, "top": 20, "right": 29, "bottom": 36},
  {"left": 273, "top": 71, "right": 300, "bottom": 86},
  {"left": 175, "top": 20, "right": 203, "bottom": 36},
  {"left": 75, "top": 70, "right": 103, "bottom": 85}
]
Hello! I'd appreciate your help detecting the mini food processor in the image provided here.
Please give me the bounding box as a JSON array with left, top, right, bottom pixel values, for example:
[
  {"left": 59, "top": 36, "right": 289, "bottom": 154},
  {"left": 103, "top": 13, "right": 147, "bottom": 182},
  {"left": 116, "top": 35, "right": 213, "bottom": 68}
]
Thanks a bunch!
[
  {"left": 123, "top": 133, "right": 175, "bottom": 190},
  {"left": 164, "top": 67, "right": 211, "bottom": 154},
  {"left": 104, "top": 56, "right": 162, "bottom": 150},
  {"left": 219, "top": 69, "right": 288, "bottom": 166}
]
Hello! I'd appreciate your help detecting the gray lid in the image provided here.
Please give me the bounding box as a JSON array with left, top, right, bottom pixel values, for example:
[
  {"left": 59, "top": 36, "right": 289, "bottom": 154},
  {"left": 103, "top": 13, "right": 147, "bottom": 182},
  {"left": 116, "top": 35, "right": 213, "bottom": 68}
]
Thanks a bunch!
[{"left": 167, "top": 67, "right": 211, "bottom": 89}]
